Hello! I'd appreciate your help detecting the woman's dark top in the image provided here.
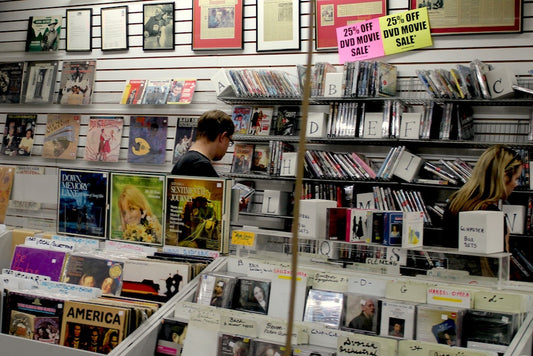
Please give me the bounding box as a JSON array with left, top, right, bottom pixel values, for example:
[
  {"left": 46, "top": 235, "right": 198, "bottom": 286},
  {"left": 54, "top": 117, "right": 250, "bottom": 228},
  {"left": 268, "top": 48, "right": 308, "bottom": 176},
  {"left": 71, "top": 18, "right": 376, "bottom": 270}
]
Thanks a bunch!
[{"left": 171, "top": 151, "right": 218, "bottom": 177}]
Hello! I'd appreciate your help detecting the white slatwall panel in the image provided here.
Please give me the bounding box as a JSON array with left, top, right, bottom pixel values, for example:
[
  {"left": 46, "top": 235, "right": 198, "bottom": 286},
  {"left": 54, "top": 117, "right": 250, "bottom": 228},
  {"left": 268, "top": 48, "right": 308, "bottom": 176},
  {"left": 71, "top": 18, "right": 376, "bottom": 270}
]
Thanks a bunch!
[{"left": 0, "top": 0, "right": 532, "bottom": 230}]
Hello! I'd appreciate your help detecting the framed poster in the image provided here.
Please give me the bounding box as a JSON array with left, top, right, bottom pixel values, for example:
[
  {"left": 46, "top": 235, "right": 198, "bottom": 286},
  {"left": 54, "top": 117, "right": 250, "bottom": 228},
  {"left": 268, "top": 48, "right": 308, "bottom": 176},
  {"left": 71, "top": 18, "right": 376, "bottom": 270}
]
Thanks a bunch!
[
  {"left": 101, "top": 5, "right": 129, "bottom": 51},
  {"left": 256, "top": 0, "right": 300, "bottom": 52},
  {"left": 192, "top": 0, "right": 243, "bottom": 50},
  {"left": 143, "top": 3, "right": 175, "bottom": 50},
  {"left": 410, "top": 0, "right": 522, "bottom": 35},
  {"left": 315, "top": 0, "right": 387, "bottom": 51},
  {"left": 66, "top": 8, "right": 92, "bottom": 51}
]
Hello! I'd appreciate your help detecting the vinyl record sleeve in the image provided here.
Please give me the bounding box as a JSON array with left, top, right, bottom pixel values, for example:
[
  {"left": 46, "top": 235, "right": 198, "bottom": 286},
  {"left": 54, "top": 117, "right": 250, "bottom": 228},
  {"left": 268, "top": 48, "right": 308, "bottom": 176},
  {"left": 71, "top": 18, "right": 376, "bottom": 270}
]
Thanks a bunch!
[
  {"left": 57, "top": 169, "right": 108, "bottom": 239},
  {"left": 84, "top": 117, "right": 124, "bottom": 162},
  {"left": 10, "top": 245, "right": 68, "bottom": 282},
  {"left": 21, "top": 61, "right": 58, "bottom": 104},
  {"left": 0, "top": 61, "right": 24, "bottom": 104},
  {"left": 109, "top": 172, "right": 165, "bottom": 246},
  {"left": 42, "top": 114, "right": 81, "bottom": 159},
  {"left": 26, "top": 15, "right": 62, "bottom": 51},
  {"left": 2, "top": 114, "right": 37, "bottom": 157},
  {"left": 57, "top": 60, "right": 96, "bottom": 105},
  {"left": 172, "top": 117, "right": 198, "bottom": 165},
  {"left": 127, "top": 116, "right": 168, "bottom": 165}
]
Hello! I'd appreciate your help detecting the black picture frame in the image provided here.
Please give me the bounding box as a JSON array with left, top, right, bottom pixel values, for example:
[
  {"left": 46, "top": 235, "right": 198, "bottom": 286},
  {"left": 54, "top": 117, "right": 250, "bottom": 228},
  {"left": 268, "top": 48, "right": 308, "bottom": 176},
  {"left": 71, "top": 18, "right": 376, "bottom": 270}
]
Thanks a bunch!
[
  {"left": 66, "top": 8, "right": 92, "bottom": 52},
  {"left": 143, "top": 2, "right": 175, "bottom": 50},
  {"left": 101, "top": 5, "right": 129, "bottom": 51}
]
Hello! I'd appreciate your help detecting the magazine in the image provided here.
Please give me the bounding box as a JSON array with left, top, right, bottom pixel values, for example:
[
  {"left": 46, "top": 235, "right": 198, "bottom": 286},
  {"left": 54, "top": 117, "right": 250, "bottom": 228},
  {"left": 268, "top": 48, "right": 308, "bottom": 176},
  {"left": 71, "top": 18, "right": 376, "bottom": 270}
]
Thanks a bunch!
[
  {"left": 127, "top": 116, "right": 168, "bottom": 165},
  {"left": 166, "top": 79, "right": 197, "bottom": 104},
  {"left": 120, "top": 79, "right": 146, "bottom": 104},
  {"left": 141, "top": 79, "right": 171, "bottom": 104}
]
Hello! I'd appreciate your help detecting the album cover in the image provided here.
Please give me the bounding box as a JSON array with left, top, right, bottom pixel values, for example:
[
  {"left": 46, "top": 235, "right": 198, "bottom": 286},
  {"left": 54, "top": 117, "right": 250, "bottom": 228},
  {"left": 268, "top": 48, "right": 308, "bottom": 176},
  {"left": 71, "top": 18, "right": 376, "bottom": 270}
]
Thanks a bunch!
[
  {"left": 0, "top": 61, "right": 24, "bottom": 103},
  {"left": 122, "top": 258, "right": 191, "bottom": 302},
  {"left": 1, "top": 114, "right": 37, "bottom": 157},
  {"left": 461, "top": 310, "right": 518, "bottom": 348},
  {"left": 57, "top": 169, "right": 108, "bottom": 239},
  {"left": 379, "top": 299, "right": 417, "bottom": 339},
  {"left": 61, "top": 254, "right": 125, "bottom": 296},
  {"left": 344, "top": 293, "right": 379, "bottom": 334},
  {"left": 109, "top": 172, "right": 165, "bottom": 246},
  {"left": 9, "top": 310, "right": 35, "bottom": 339},
  {"left": 141, "top": 79, "right": 171, "bottom": 104},
  {"left": 0, "top": 165, "right": 15, "bottom": 223},
  {"left": 218, "top": 333, "right": 251, "bottom": 356},
  {"left": 10, "top": 245, "right": 68, "bottom": 282},
  {"left": 416, "top": 304, "right": 465, "bottom": 346},
  {"left": 59, "top": 300, "right": 128, "bottom": 352},
  {"left": 21, "top": 61, "right": 58, "bottom": 103},
  {"left": 42, "top": 114, "right": 81, "bottom": 159},
  {"left": 303, "top": 289, "right": 344, "bottom": 328},
  {"left": 346, "top": 209, "right": 372, "bottom": 243},
  {"left": 231, "top": 143, "right": 254, "bottom": 174},
  {"left": 155, "top": 318, "right": 188, "bottom": 356},
  {"left": 120, "top": 79, "right": 146, "bottom": 104},
  {"left": 172, "top": 117, "right": 198, "bottom": 165},
  {"left": 250, "top": 339, "right": 288, "bottom": 356},
  {"left": 166, "top": 79, "right": 197, "bottom": 104},
  {"left": 195, "top": 273, "right": 237, "bottom": 309},
  {"left": 232, "top": 277, "right": 271, "bottom": 314},
  {"left": 2, "top": 289, "right": 65, "bottom": 335},
  {"left": 231, "top": 106, "right": 253, "bottom": 134},
  {"left": 249, "top": 106, "right": 274, "bottom": 135},
  {"left": 127, "top": 116, "right": 168, "bottom": 165},
  {"left": 26, "top": 15, "right": 61, "bottom": 51},
  {"left": 165, "top": 176, "right": 231, "bottom": 252},
  {"left": 57, "top": 60, "right": 96, "bottom": 105},
  {"left": 83, "top": 117, "right": 124, "bottom": 162},
  {"left": 33, "top": 316, "right": 61, "bottom": 344}
]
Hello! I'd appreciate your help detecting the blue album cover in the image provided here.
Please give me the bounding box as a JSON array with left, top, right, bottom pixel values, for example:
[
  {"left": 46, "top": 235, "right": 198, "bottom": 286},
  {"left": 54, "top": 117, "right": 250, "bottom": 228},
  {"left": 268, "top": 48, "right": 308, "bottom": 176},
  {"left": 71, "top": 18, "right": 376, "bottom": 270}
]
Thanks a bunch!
[
  {"left": 128, "top": 116, "right": 168, "bottom": 164},
  {"left": 57, "top": 169, "right": 108, "bottom": 239}
]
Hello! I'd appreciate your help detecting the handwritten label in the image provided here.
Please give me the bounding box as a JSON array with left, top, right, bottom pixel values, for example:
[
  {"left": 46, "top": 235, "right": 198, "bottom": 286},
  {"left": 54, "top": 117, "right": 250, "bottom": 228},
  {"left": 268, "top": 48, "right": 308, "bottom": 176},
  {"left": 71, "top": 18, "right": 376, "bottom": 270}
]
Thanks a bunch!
[
  {"left": 220, "top": 314, "right": 257, "bottom": 337},
  {"left": 365, "top": 258, "right": 400, "bottom": 275},
  {"left": 51, "top": 234, "right": 100, "bottom": 251},
  {"left": 105, "top": 240, "right": 157, "bottom": 255},
  {"left": 347, "top": 275, "right": 388, "bottom": 297},
  {"left": 259, "top": 320, "right": 304, "bottom": 344},
  {"left": 174, "top": 301, "right": 203, "bottom": 319},
  {"left": 307, "top": 325, "right": 341, "bottom": 349},
  {"left": 2, "top": 268, "right": 51, "bottom": 283},
  {"left": 231, "top": 230, "right": 256, "bottom": 247},
  {"left": 163, "top": 245, "right": 220, "bottom": 259},
  {"left": 474, "top": 291, "right": 528, "bottom": 313},
  {"left": 336, "top": 8, "right": 432, "bottom": 63},
  {"left": 399, "top": 339, "right": 495, "bottom": 355},
  {"left": 9, "top": 200, "right": 41, "bottom": 210},
  {"left": 189, "top": 307, "right": 221, "bottom": 331},
  {"left": 385, "top": 280, "right": 427, "bottom": 303},
  {"left": 39, "top": 280, "right": 101, "bottom": 298},
  {"left": 313, "top": 271, "right": 349, "bottom": 292},
  {"left": 337, "top": 331, "right": 397, "bottom": 356},
  {"left": 25, "top": 236, "right": 74, "bottom": 252},
  {"left": 427, "top": 286, "right": 472, "bottom": 308}
]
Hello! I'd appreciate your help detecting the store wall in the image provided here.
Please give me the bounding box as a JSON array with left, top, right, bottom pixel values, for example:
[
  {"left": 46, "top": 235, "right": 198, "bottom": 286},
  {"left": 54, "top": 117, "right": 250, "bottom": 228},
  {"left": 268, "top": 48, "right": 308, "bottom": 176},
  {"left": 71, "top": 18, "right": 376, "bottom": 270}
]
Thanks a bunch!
[{"left": 0, "top": 0, "right": 532, "bottom": 229}]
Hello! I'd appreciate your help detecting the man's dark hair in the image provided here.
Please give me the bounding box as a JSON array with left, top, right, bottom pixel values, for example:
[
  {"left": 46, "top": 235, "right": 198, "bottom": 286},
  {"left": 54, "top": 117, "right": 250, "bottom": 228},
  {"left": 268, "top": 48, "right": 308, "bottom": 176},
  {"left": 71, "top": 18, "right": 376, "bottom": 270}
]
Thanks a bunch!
[{"left": 196, "top": 110, "right": 234, "bottom": 142}]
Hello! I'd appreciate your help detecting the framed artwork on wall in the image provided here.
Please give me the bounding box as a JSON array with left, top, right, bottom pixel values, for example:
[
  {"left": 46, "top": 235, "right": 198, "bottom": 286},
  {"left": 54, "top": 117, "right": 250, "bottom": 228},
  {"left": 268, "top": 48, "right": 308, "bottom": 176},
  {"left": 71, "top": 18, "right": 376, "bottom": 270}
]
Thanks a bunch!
[
  {"left": 256, "top": 0, "right": 300, "bottom": 52},
  {"left": 410, "top": 0, "right": 522, "bottom": 35},
  {"left": 143, "top": 2, "right": 175, "bottom": 50},
  {"left": 66, "top": 8, "right": 92, "bottom": 52},
  {"left": 101, "top": 5, "right": 129, "bottom": 51},
  {"left": 192, "top": 0, "right": 243, "bottom": 50},
  {"left": 315, "top": 0, "right": 387, "bottom": 51}
]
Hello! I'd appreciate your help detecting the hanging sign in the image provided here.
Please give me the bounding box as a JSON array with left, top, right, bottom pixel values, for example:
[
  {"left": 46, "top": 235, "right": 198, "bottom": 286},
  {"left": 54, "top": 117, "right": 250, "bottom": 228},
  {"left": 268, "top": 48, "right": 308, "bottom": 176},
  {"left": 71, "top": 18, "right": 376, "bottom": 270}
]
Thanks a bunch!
[{"left": 336, "top": 7, "right": 432, "bottom": 64}]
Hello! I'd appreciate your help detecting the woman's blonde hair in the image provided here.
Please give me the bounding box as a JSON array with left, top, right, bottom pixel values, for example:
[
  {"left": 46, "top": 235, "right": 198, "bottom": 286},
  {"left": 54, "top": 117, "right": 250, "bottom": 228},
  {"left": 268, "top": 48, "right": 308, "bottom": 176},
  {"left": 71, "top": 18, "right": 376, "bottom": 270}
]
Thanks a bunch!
[
  {"left": 118, "top": 185, "right": 153, "bottom": 228},
  {"left": 448, "top": 144, "right": 522, "bottom": 213}
]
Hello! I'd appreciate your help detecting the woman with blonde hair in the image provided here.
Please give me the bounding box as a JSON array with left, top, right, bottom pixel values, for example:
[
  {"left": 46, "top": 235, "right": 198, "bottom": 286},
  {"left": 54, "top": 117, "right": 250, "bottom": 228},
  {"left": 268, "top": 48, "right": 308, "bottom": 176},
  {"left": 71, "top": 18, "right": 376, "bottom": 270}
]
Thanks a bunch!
[
  {"left": 443, "top": 144, "right": 523, "bottom": 251},
  {"left": 118, "top": 185, "right": 162, "bottom": 243}
]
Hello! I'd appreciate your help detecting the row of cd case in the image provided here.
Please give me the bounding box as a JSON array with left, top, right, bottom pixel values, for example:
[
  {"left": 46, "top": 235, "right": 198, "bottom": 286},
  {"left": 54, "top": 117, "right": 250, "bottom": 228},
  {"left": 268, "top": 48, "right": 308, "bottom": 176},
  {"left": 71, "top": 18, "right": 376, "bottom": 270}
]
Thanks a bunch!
[
  {"left": 302, "top": 289, "right": 519, "bottom": 348},
  {"left": 195, "top": 272, "right": 272, "bottom": 315}
]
